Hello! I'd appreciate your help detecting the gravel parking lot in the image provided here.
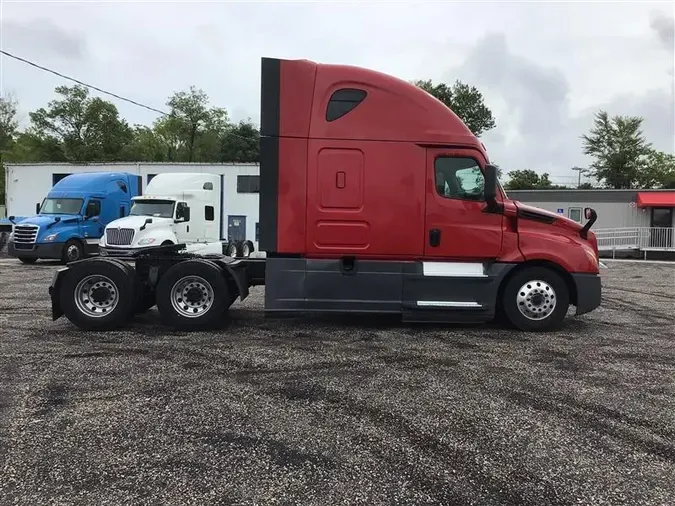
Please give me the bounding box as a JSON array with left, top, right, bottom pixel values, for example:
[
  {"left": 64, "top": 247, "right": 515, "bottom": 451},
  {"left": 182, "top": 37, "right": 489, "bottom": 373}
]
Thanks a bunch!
[{"left": 0, "top": 259, "right": 674, "bottom": 506}]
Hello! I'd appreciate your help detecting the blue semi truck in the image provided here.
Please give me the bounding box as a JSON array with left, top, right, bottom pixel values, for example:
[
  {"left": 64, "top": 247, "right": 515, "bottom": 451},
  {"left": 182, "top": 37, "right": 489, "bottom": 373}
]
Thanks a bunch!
[{"left": 6, "top": 172, "right": 141, "bottom": 264}]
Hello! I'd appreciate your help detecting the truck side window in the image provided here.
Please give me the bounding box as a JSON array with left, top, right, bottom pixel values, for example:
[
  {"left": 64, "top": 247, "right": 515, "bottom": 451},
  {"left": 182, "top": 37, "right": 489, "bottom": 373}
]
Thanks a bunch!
[
  {"left": 205, "top": 206, "right": 214, "bottom": 221},
  {"left": 117, "top": 181, "right": 128, "bottom": 193},
  {"left": 326, "top": 88, "right": 367, "bottom": 122},
  {"left": 434, "top": 157, "right": 485, "bottom": 201},
  {"left": 176, "top": 202, "right": 190, "bottom": 222},
  {"left": 86, "top": 200, "right": 101, "bottom": 218}
]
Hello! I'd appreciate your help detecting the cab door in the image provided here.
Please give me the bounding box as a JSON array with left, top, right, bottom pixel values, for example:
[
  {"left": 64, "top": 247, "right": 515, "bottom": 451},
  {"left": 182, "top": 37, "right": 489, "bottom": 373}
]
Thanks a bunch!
[
  {"left": 174, "top": 201, "right": 191, "bottom": 241},
  {"left": 81, "top": 198, "right": 104, "bottom": 240},
  {"left": 424, "top": 148, "right": 503, "bottom": 260}
]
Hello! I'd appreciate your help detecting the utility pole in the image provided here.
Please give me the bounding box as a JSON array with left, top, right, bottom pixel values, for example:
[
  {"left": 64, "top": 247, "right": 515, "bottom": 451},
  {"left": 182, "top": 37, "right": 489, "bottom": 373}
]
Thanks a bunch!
[{"left": 571, "top": 166, "right": 585, "bottom": 188}]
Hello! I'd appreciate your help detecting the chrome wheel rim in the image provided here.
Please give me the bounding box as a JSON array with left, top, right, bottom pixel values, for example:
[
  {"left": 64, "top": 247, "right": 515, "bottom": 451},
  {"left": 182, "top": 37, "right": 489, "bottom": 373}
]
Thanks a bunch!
[
  {"left": 67, "top": 244, "right": 80, "bottom": 261},
  {"left": 241, "top": 243, "right": 250, "bottom": 257},
  {"left": 227, "top": 244, "right": 237, "bottom": 257},
  {"left": 74, "top": 275, "right": 119, "bottom": 317},
  {"left": 170, "top": 275, "right": 214, "bottom": 318},
  {"left": 516, "top": 280, "right": 556, "bottom": 320}
]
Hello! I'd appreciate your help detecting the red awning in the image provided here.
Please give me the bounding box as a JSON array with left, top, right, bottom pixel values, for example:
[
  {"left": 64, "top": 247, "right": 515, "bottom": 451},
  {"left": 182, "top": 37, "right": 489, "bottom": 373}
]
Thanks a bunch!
[{"left": 636, "top": 192, "right": 675, "bottom": 207}]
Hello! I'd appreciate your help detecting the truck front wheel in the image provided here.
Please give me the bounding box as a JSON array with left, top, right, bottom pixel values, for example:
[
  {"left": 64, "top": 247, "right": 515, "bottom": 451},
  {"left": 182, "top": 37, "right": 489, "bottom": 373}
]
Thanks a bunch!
[
  {"left": 62, "top": 239, "right": 84, "bottom": 264},
  {"left": 155, "top": 259, "right": 231, "bottom": 329},
  {"left": 501, "top": 266, "right": 570, "bottom": 332},
  {"left": 59, "top": 259, "right": 137, "bottom": 330}
]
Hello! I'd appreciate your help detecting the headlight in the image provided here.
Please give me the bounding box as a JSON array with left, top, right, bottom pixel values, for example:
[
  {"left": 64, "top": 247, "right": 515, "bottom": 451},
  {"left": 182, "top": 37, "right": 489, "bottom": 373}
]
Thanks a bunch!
[
  {"left": 138, "top": 237, "right": 156, "bottom": 246},
  {"left": 43, "top": 233, "right": 58, "bottom": 242}
]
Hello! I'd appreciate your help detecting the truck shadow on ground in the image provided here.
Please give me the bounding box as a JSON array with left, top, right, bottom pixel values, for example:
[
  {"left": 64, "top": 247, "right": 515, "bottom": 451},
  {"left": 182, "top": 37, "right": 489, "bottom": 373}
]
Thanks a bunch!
[{"left": 125, "top": 307, "right": 588, "bottom": 341}]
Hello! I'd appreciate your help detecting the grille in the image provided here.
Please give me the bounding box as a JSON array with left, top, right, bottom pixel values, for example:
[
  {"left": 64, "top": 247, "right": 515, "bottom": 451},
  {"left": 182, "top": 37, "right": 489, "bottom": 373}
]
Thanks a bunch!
[
  {"left": 106, "top": 228, "right": 135, "bottom": 246},
  {"left": 13, "top": 224, "right": 39, "bottom": 245}
]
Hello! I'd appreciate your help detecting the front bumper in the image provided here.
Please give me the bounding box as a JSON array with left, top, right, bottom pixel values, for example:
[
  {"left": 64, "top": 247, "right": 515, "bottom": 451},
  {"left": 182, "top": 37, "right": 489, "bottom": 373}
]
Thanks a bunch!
[
  {"left": 571, "top": 273, "right": 602, "bottom": 315},
  {"left": 99, "top": 246, "right": 138, "bottom": 258},
  {"left": 8, "top": 240, "right": 64, "bottom": 259}
]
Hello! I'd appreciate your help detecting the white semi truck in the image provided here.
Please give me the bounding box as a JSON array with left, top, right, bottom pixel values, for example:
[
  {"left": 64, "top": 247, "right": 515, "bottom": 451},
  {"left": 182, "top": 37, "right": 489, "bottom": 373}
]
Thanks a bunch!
[{"left": 99, "top": 173, "right": 256, "bottom": 258}]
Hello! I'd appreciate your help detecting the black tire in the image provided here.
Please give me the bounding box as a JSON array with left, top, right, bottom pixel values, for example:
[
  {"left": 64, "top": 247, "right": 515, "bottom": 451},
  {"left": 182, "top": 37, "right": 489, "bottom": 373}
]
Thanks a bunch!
[
  {"left": 62, "top": 238, "right": 85, "bottom": 264},
  {"left": 234, "top": 241, "right": 244, "bottom": 258},
  {"left": 59, "top": 259, "right": 137, "bottom": 331},
  {"left": 225, "top": 242, "right": 237, "bottom": 257},
  {"left": 242, "top": 240, "right": 254, "bottom": 257},
  {"left": 19, "top": 257, "right": 37, "bottom": 265},
  {"left": 161, "top": 240, "right": 174, "bottom": 246},
  {"left": 155, "top": 259, "right": 231, "bottom": 329},
  {"left": 501, "top": 266, "right": 570, "bottom": 332}
]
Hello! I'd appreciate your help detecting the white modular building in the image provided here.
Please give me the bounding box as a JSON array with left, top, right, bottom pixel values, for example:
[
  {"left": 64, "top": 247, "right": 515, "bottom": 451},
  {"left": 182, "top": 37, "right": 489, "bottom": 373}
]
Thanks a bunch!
[{"left": 3, "top": 162, "right": 261, "bottom": 247}]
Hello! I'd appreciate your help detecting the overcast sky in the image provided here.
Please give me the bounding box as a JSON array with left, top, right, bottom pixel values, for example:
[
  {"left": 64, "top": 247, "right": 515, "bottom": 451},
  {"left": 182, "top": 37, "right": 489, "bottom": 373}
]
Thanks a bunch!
[{"left": 2, "top": 0, "right": 674, "bottom": 185}]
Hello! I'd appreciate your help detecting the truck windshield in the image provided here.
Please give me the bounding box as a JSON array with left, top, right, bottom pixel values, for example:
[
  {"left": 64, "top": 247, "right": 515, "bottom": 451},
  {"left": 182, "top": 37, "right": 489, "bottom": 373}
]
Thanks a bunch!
[
  {"left": 130, "top": 200, "right": 175, "bottom": 218},
  {"left": 39, "top": 198, "right": 83, "bottom": 215}
]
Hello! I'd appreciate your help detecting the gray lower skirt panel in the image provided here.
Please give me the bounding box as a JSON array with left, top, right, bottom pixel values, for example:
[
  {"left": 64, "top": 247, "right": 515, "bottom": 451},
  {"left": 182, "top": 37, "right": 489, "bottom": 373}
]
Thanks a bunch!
[{"left": 263, "top": 257, "right": 517, "bottom": 322}]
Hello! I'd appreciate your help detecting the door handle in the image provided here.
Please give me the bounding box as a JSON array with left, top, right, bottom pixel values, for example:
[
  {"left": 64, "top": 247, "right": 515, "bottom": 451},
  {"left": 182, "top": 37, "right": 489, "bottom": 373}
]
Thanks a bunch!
[
  {"left": 429, "top": 229, "right": 441, "bottom": 247},
  {"left": 336, "top": 171, "right": 346, "bottom": 189}
]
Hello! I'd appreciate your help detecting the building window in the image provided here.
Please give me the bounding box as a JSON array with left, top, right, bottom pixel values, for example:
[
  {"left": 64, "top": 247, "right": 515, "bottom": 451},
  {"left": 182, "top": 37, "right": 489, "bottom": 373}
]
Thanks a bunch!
[
  {"left": 237, "top": 175, "right": 260, "bottom": 193},
  {"left": 205, "top": 206, "right": 214, "bottom": 221},
  {"left": 326, "top": 88, "right": 367, "bottom": 122},
  {"left": 147, "top": 174, "right": 157, "bottom": 184},
  {"left": 569, "top": 207, "right": 582, "bottom": 223},
  {"left": 52, "top": 173, "right": 71, "bottom": 185},
  {"left": 434, "top": 157, "right": 485, "bottom": 201}
]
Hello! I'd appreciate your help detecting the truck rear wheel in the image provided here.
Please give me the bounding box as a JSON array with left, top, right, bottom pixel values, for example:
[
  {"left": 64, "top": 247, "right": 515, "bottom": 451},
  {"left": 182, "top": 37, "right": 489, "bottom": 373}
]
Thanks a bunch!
[
  {"left": 242, "top": 240, "right": 254, "bottom": 257},
  {"left": 59, "top": 259, "right": 137, "bottom": 330},
  {"left": 501, "top": 266, "right": 570, "bottom": 332},
  {"left": 155, "top": 259, "right": 231, "bottom": 329},
  {"left": 225, "top": 242, "right": 237, "bottom": 257}
]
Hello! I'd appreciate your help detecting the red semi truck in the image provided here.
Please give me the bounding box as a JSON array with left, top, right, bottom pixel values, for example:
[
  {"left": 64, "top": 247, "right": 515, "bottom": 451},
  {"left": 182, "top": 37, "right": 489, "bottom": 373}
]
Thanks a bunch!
[{"left": 47, "top": 57, "right": 601, "bottom": 332}]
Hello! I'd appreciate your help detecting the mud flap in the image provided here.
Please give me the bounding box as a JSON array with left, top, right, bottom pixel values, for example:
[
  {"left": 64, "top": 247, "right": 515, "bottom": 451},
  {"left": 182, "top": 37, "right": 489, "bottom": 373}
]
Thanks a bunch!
[{"left": 49, "top": 267, "right": 70, "bottom": 320}]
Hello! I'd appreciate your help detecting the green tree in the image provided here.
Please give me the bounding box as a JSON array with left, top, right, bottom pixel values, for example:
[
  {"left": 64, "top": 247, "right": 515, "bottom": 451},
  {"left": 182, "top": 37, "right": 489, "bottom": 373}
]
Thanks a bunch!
[
  {"left": 504, "top": 169, "right": 563, "bottom": 190},
  {"left": 581, "top": 110, "right": 652, "bottom": 189},
  {"left": 219, "top": 120, "right": 260, "bottom": 163},
  {"left": 122, "top": 125, "right": 168, "bottom": 162},
  {"left": 0, "top": 92, "right": 18, "bottom": 154},
  {"left": 5, "top": 131, "right": 67, "bottom": 163},
  {"left": 152, "top": 113, "right": 184, "bottom": 162},
  {"left": 0, "top": 92, "right": 19, "bottom": 204},
  {"left": 165, "top": 86, "right": 228, "bottom": 162},
  {"left": 642, "top": 149, "right": 675, "bottom": 189},
  {"left": 413, "top": 79, "right": 496, "bottom": 137},
  {"left": 29, "top": 85, "right": 133, "bottom": 162}
]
